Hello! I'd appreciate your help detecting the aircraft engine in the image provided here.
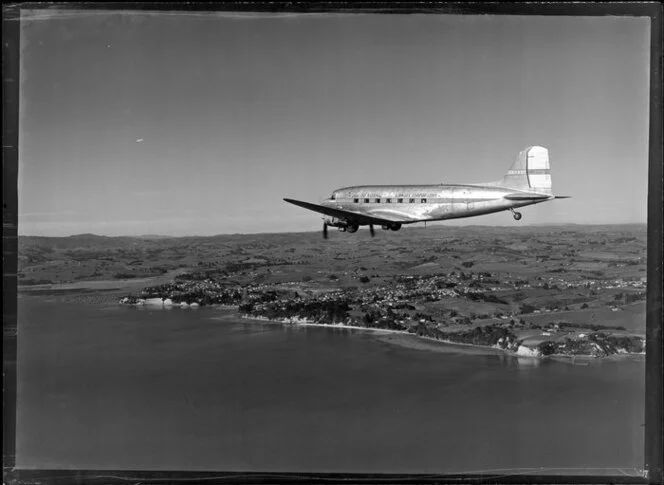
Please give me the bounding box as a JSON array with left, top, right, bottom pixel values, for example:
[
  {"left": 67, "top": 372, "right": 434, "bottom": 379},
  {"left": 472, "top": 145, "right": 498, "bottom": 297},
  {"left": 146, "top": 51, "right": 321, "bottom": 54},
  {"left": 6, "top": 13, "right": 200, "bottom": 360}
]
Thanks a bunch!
[{"left": 323, "top": 217, "right": 357, "bottom": 232}]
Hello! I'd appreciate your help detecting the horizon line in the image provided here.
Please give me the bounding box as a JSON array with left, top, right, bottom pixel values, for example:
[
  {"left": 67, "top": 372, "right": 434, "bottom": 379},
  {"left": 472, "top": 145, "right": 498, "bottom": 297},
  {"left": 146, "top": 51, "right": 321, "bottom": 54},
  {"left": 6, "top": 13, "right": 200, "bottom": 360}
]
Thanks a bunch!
[{"left": 16, "top": 221, "right": 648, "bottom": 239}]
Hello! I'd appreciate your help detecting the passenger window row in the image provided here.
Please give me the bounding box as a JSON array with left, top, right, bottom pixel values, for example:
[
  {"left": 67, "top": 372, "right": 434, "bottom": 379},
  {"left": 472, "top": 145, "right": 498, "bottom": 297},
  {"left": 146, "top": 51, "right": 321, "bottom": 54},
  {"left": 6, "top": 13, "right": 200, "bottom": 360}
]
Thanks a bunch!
[{"left": 352, "top": 198, "right": 427, "bottom": 204}]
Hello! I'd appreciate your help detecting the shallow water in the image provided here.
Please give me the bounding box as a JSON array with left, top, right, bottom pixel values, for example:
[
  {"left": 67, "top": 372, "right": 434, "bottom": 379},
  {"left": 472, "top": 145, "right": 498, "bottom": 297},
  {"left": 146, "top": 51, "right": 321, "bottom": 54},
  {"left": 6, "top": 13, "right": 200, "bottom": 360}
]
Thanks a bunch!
[{"left": 16, "top": 296, "right": 645, "bottom": 474}]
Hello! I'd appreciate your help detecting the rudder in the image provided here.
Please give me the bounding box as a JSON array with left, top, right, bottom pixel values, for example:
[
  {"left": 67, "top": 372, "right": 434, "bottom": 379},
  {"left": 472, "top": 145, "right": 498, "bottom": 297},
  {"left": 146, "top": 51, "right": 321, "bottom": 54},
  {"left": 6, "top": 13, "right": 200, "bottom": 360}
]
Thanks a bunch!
[{"left": 498, "top": 146, "right": 552, "bottom": 195}]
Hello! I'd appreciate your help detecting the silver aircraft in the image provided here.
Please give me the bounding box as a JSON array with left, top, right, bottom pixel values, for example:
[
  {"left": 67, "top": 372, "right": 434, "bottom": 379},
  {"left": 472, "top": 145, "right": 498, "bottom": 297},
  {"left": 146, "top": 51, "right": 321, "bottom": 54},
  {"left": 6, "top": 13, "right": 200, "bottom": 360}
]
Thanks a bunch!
[{"left": 284, "top": 146, "right": 569, "bottom": 238}]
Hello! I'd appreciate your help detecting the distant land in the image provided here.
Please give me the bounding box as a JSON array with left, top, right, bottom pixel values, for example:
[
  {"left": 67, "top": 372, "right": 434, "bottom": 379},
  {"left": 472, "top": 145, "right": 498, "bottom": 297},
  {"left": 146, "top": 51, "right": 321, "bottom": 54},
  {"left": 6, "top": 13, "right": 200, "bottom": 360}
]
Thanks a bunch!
[
  {"left": 16, "top": 221, "right": 648, "bottom": 240},
  {"left": 17, "top": 224, "right": 647, "bottom": 358}
]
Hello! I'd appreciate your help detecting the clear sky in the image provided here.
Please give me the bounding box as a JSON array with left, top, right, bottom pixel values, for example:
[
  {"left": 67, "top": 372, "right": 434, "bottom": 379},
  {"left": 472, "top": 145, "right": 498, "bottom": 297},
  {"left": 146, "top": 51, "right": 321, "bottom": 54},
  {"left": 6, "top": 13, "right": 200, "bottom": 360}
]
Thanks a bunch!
[{"left": 18, "top": 10, "right": 651, "bottom": 236}]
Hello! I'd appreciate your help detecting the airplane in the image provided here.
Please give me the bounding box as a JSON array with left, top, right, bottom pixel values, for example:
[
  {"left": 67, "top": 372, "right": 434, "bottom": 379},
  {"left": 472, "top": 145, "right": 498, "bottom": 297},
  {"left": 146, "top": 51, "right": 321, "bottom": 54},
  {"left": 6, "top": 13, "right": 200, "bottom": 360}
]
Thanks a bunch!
[{"left": 284, "top": 146, "right": 570, "bottom": 239}]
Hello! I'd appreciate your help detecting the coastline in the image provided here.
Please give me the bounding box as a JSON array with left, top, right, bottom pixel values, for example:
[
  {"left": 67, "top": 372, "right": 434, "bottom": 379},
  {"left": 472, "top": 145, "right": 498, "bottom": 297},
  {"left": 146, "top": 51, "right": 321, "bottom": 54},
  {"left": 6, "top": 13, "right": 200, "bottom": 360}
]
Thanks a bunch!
[
  {"left": 240, "top": 315, "right": 409, "bottom": 334},
  {"left": 235, "top": 312, "right": 644, "bottom": 361},
  {"left": 234, "top": 314, "right": 510, "bottom": 356},
  {"left": 374, "top": 332, "right": 512, "bottom": 357},
  {"left": 22, "top": 282, "right": 645, "bottom": 362}
]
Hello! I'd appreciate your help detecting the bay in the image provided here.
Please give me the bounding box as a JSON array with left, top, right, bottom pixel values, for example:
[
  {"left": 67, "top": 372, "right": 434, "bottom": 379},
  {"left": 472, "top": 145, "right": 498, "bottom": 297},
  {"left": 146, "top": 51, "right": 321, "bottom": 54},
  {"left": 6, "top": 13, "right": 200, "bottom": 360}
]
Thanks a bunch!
[{"left": 16, "top": 296, "right": 645, "bottom": 474}]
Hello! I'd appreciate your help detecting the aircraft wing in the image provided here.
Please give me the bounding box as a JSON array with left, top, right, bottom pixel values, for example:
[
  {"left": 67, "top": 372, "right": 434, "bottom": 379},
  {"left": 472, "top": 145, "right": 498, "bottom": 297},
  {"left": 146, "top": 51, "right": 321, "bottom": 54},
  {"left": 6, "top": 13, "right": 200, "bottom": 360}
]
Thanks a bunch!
[
  {"left": 283, "top": 198, "right": 409, "bottom": 225},
  {"left": 362, "top": 208, "right": 422, "bottom": 223}
]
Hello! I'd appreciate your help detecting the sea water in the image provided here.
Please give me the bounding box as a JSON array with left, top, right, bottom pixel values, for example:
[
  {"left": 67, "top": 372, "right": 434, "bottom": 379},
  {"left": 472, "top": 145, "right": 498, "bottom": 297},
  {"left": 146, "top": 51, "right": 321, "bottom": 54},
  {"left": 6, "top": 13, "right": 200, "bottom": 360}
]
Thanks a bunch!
[{"left": 16, "top": 296, "right": 645, "bottom": 474}]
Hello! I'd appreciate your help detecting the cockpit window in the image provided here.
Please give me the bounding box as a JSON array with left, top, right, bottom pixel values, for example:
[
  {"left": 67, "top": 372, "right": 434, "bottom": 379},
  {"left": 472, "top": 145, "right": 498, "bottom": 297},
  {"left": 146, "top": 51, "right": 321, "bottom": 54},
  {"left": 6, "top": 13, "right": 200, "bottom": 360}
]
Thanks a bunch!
[{"left": 330, "top": 194, "right": 336, "bottom": 200}]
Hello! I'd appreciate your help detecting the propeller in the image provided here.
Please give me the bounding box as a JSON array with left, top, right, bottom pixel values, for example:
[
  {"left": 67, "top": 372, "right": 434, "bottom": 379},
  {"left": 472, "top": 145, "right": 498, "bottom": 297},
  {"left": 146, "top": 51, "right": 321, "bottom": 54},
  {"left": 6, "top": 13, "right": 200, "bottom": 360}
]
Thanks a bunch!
[
  {"left": 369, "top": 224, "right": 375, "bottom": 237},
  {"left": 323, "top": 223, "right": 328, "bottom": 239}
]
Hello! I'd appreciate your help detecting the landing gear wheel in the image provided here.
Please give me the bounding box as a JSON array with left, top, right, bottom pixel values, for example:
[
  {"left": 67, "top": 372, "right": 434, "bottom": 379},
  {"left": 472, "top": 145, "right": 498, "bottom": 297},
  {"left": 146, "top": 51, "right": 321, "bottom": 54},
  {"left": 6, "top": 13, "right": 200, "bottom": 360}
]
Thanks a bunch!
[
  {"left": 390, "top": 223, "right": 402, "bottom": 231},
  {"left": 346, "top": 224, "right": 359, "bottom": 234},
  {"left": 512, "top": 211, "right": 522, "bottom": 221}
]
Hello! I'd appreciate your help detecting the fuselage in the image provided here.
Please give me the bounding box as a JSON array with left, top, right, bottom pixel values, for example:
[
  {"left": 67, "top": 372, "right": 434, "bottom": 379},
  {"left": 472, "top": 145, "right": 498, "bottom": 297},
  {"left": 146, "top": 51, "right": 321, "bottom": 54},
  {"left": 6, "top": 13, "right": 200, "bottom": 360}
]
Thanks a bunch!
[
  {"left": 322, "top": 184, "right": 553, "bottom": 223},
  {"left": 284, "top": 146, "right": 567, "bottom": 235}
]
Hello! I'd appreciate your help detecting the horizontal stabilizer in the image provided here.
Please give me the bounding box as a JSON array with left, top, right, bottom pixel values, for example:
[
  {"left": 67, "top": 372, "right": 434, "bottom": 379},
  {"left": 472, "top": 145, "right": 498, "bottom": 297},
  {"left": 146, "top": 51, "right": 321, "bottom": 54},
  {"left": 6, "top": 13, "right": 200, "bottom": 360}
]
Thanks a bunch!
[
  {"left": 503, "top": 193, "right": 552, "bottom": 201},
  {"left": 554, "top": 196, "right": 571, "bottom": 199}
]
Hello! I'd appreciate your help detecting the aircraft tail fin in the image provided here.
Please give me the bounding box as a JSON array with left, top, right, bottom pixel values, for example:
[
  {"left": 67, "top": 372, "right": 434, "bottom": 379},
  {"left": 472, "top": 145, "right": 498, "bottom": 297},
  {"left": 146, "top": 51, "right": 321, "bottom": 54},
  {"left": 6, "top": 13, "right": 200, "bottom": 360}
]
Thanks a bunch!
[{"left": 496, "top": 146, "right": 552, "bottom": 195}]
